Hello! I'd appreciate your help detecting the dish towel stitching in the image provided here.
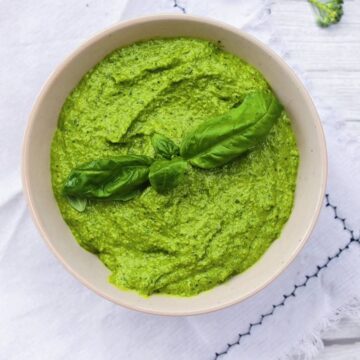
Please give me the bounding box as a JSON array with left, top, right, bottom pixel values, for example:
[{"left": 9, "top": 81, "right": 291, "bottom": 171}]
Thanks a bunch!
[
  {"left": 214, "top": 193, "right": 359, "bottom": 359},
  {"left": 173, "top": 0, "right": 186, "bottom": 14}
]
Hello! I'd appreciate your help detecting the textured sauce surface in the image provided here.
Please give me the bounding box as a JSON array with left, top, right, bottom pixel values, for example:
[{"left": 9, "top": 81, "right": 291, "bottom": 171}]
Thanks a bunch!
[{"left": 51, "top": 38, "right": 299, "bottom": 296}]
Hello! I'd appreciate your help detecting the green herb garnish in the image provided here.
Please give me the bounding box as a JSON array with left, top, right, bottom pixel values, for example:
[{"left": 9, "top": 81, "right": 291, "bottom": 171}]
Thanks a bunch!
[
  {"left": 180, "top": 91, "right": 283, "bottom": 169},
  {"left": 149, "top": 158, "right": 188, "bottom": 194},
  {"left": 63, "top": 155, "right": 153, "bottom": 211},
  {"left": 63, "top": 90, "right": 282, "bottom": 211},
  {"left": 66, "top": 197, "right": 87, "bottom": 212},
  {"left": 151, "top": 133, "right": 180, "bottom": 159}
]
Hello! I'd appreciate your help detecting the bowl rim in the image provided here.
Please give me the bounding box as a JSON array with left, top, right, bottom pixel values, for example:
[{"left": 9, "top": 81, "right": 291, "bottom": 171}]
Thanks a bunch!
[{"left": 22, "top": 13, "right": 328, "bottom": 316}]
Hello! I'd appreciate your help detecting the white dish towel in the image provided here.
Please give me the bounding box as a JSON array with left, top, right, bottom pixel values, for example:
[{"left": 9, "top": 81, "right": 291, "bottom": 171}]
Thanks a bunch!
[{"left": 1, "top": 0, "right": 360, "bottom": 359}]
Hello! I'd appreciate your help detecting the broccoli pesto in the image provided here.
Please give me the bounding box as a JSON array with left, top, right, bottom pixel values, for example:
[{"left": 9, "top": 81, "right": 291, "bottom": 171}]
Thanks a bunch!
[{"left": 51, "top": 38, "right": 299, "bottom": 296}]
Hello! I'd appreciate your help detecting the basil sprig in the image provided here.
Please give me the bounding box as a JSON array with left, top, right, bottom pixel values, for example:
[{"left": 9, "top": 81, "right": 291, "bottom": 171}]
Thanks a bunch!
[
  {"left": 63, "top": 155, "right": 153, "bottom": 211},
  {"left": 66, "top": 197, "right": 87, "bottom": 212},
  {"left": 180, "top": 91, "right": 283, "bottom": 169},
  {"left": 151, "top": 133, "right": 180, "bottom": 159},
  {"left": 63, "top": 90, "right": 282, "bottom": 211},
  {"left": 149, "top": 158, "right": 188, "bottom": 194}
]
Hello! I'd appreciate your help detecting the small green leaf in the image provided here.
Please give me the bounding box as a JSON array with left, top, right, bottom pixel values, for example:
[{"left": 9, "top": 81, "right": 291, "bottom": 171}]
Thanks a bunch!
[
  {"left": 180, "top": 91, "right": 283, "bottom": 169},
  {"left": 149, "top": 158, "right": 188, "bottom": 194},
  {"left": 67, "top": 196, "right": 87, "bottom": 212},
  {"left": 63, "top": 155, "right": 153, "bottom": 203},
  {"left": 151, "top": 133, "right": 180, "bottom": 159}
]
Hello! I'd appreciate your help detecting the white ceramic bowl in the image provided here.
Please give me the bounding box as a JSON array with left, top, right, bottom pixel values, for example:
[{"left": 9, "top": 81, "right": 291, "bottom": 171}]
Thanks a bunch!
[{"left": 22, "top": 15, "right": 327, "bottom": 316}]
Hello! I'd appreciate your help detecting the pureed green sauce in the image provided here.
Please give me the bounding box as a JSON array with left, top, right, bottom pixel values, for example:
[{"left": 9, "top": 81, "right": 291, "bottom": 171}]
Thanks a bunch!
[{"left": 51, "top": 38, "right": 299, "bottom": 296}]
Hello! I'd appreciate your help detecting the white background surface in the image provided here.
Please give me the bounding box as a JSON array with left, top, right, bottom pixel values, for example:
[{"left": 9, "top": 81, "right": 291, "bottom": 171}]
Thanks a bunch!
[{"left": 1, "top": 0, "right": 359, "bottom": 358}]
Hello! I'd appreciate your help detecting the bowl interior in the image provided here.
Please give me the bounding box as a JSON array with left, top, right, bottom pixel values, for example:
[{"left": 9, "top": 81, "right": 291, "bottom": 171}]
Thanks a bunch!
[{"left": 23, "top": 15, "right": 326, "bottom": 316}]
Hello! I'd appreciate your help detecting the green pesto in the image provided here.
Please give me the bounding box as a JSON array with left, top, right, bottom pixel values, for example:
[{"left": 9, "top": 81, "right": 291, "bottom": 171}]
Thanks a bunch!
[{"left": 51, "top": 38, "right": 299, "bottom": 296}]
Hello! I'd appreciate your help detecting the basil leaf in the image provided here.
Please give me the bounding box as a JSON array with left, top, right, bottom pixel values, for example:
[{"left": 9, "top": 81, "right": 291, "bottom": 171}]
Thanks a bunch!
[
  {"left": 63, "top": 155, "right": 153, "bottom": 202},
  {"left": 151, "top": 133, "right": 180, "bottom": 159},
  {"left": 180, "top": 91, "right": 283, "bottom": 169},
  {"left": 66, "top": 196, "right": 87, "bottom": 212},
  {"left": 149, "top": 158, "right": 188, "bottom": 194}
]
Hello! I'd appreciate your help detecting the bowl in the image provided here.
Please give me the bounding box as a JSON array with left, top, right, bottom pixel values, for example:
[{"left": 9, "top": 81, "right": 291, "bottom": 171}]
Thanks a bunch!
[{"left": 22, "top": 14, "right": 327, "bottom": 316}]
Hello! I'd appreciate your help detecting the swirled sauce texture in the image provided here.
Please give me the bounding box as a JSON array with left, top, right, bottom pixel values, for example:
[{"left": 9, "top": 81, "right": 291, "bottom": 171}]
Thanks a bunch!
[{"left": 51, "top": 38, "right": 299, "bottom": 296}]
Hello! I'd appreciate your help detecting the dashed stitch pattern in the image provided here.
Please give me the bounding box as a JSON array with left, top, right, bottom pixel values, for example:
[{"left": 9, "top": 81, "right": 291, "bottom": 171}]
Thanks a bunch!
[
  {"left": 214, "top": 194, "right": 359, "bottom": 359},
  {"left": 173, "top": 0, "right": 186, "bottom": 14}
]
